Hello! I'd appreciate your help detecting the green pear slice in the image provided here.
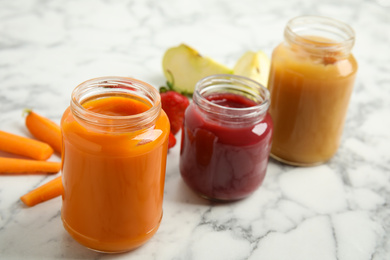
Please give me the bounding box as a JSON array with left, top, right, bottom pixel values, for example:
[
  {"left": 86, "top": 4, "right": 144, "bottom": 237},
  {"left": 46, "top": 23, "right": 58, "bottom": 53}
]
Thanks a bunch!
[
  {"left": 233, "top": 50, "right": 270, "bottom": 88},
  {"left": 162, "top": 44, "right": 233, "bottom": 94}
]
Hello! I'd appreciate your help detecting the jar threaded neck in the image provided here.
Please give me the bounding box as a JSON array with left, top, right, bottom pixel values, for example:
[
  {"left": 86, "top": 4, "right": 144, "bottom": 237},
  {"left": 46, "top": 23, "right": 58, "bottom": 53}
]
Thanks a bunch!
[
  {"left": 284, "top": 16, "right": 355, "bottom": 57},
  {"left": 193, "top": 74, "right": 270, "bottom": 125},
  {"left": 70, "top": 77, "right": 161, "bottom": 133}
]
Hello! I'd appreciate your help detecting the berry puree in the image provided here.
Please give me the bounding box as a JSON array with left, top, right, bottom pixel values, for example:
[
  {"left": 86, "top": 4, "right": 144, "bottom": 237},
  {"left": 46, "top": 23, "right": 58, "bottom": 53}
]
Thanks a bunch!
[
  {"left": 180, "top": 92, "right": 273, "bottom": 201},
  {"left": 206, "top": 93, "right": 257, "bottom": 108}
]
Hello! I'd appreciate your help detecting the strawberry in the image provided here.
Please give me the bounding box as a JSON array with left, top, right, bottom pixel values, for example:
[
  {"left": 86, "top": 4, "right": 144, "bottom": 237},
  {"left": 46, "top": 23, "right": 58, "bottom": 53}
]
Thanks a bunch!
[
  {"left": 168, "top": 132, "right": 176, "bottom": 149},
  {"left": 160, "top": 90, "right": 190, "bottom": 135}
]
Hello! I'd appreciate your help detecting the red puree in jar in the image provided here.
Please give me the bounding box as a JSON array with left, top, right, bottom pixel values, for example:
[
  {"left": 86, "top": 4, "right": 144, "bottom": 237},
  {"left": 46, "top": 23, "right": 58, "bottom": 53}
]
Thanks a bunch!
[{"left": 180, "top": 91, "right": 273, "bottom": 201}]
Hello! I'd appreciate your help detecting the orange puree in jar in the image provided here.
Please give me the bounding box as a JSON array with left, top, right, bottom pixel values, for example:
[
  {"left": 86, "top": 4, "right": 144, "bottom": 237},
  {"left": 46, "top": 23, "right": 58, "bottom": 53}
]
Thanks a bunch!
[
  {"left": 268, "top": 16, "right": 358, "bottom": 166},
  {"left": 61, "top": 77, "right": 169, "bottom": 253}
]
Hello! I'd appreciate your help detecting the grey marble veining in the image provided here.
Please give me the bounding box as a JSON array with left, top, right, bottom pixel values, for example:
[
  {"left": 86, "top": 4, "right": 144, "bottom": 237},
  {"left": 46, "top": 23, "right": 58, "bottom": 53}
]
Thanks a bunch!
[{"left": 0, "top": 0, "right": 390, "bottom": 259}]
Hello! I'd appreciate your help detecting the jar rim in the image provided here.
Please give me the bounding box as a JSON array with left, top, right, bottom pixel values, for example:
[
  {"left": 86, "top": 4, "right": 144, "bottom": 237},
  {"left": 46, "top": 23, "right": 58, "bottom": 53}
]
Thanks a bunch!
[
  {"left": 285, "top": 15, "right": 355, "bottom": 52},
  {"left": 193, "top": 74, "right": 270, "bottom": 123},
  {"left": 71, "top": 76, "right": 161, "bottom": 132}
]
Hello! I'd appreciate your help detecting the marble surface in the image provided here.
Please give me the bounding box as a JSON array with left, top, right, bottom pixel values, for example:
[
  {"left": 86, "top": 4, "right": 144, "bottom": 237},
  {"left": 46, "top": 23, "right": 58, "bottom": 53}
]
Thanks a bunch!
[{"left": 1, "top": 0, "right": 390, "bottom": 259}]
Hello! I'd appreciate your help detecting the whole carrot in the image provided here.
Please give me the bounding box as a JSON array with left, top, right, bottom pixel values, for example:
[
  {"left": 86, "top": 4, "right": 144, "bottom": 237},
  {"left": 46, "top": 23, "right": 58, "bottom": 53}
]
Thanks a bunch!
[
  {"left": 0, "top": 130, "right": 53, "bottom": 160},
  {"left": 0, "top": 157, "right": 61, "bottom": 174},
  {"left": 20, "top": 175, "right": 63, "bottom": 207},
  {"left": 24, "top": 109, "right": 62, "bottom": 154}
]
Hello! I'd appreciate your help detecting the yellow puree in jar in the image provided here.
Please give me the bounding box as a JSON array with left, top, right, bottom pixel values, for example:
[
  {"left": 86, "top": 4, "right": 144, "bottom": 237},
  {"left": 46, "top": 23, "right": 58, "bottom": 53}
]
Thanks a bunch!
[{"left": 268, "top": 35, "right": 358, "bottom": 165}]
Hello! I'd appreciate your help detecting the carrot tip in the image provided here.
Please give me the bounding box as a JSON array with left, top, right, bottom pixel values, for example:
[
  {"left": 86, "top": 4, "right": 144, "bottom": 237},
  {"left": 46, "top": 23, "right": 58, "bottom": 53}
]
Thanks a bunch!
[{"left": 20, "top": 196, "right": 30, "bottom": 206}]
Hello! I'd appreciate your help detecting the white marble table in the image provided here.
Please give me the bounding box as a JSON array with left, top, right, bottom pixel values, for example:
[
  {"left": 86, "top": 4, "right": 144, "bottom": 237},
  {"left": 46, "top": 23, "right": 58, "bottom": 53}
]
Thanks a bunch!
[{"left": 1, "top": 0, "right": 389, "bottom": 259}]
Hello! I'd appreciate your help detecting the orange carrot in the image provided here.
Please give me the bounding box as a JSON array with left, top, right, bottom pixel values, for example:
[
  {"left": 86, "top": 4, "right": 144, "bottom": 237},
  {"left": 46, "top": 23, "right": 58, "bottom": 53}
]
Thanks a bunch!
[
  {"left": 0, "top": 130, "right": 53, "bottom": 160},
  {"left": 20, "top": 175, "right": 63, "bottom": 207},
  {"left": 24, "top": 109, "right": 62, "bottom": 154},
  {"left": 0, "top": 157, "right": 61, "bottom": 174}
]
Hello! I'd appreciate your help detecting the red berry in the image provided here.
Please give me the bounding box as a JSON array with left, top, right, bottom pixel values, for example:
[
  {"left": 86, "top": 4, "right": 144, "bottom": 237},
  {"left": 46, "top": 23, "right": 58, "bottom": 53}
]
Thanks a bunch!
[
  {"left": 168, "top": 132, "right": 176, "bottom": 149},
  {"left": 160, "top": 91, "right": 190, "bottom": 135}
]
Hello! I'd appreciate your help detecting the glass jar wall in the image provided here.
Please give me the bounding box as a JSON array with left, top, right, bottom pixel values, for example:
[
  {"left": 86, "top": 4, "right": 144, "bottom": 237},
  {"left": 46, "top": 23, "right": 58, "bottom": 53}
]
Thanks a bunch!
[
  {"left": 61, "top": 77, "right": 170, "bottom": 253},
  {"left": 180, "top": 75, "right": 273, "bottom": 201},
  {"left": 268, "top": 16, "right": 358, "bottom": 166}
]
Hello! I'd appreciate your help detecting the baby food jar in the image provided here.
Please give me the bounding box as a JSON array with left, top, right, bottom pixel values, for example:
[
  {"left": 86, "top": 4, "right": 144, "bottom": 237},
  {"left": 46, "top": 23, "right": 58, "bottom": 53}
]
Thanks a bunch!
[
  {"left": 180, "top": 74, "right": 273, "bottom": 201},
  {"left": 61, "top": 77, "right": 170, "bottom": 253},
  {"left": 268, "top": 16, "right": 358, "bottom": 166}
]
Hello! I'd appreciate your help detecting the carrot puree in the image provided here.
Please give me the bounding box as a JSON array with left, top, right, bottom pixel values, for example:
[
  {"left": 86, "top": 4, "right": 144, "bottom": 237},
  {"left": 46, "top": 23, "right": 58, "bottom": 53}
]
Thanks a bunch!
[
  {"left": 61, "top": 95, "right": 169, "bottom": 252},
  {"left": 268, "top": 39, "right": 357, "bottom": 165}
]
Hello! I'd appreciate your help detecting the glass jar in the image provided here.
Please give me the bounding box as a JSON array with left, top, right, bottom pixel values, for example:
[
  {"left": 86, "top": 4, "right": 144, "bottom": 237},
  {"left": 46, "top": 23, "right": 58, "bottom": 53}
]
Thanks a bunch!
[
  {"left": 180, "top": 74, "right": 273, "bottom": 201},
  {"left": 60, "top": 77, "right": 170, "bottom": 253},
  {"left": 268, "top": 16, "right": 358, "bottom": 166}
]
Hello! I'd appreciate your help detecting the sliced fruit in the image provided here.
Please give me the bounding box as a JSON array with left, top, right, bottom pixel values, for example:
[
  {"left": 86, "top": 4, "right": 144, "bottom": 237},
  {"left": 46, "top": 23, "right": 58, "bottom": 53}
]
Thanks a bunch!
[
  {"left": 162, "top": 44, "right": 233, "bottom": 95},
  {"left": 233, "top": 50, "right": 271, "bottom": 87}
]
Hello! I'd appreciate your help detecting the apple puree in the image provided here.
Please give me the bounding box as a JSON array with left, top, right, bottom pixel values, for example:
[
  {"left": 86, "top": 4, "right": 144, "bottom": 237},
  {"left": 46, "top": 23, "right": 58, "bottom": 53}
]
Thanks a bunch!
[{"left": 268, "top": 39, "right": 358, "bottom": 165}]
